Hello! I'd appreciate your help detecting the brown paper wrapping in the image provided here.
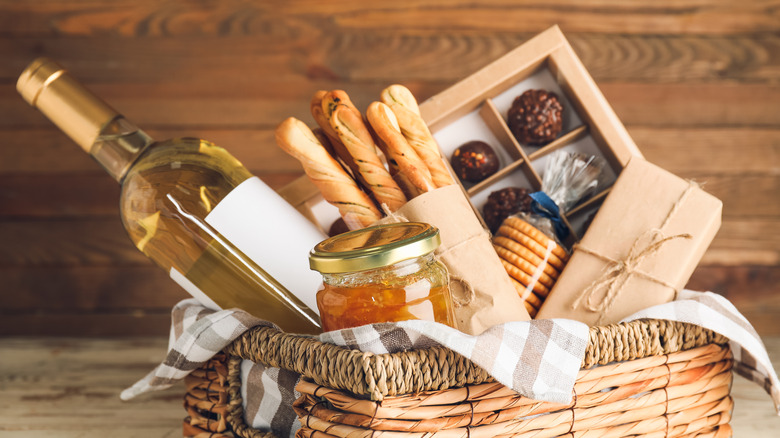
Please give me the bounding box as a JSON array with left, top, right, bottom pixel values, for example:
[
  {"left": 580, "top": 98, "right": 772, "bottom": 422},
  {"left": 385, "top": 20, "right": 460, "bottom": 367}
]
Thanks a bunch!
[
  {"left": 536, "top": 158, "right": 722, "bottom": 326},
  {"left": 377, "top": 184, "right": 530, "bottom": 334}
]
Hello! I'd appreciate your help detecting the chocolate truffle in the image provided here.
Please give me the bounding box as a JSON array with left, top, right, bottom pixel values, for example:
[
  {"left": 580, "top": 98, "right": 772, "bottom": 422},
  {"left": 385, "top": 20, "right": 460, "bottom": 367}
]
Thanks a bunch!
[
  {"left": 483, "top": 187, "right": 533, "bottom": 234},
  {"left": 451, "top": 141, "right": 500, "bottom": 183},
  {"left": 507, "top": 89, "right": 563, "bottom": 146},
  {"left": 328, "top": 218, "right": 350, "bottom": 237}
]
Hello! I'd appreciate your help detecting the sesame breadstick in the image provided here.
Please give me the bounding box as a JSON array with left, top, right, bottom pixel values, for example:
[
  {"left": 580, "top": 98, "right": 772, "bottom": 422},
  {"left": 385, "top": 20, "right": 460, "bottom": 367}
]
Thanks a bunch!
[
  {"left": 380, "top": 84, "right": 455, "bottom": 188},
  {"left": 330, "top": 104, "right": 407, "bottom": 212},
  {"left": 366, "top": 101, "right": 435, "bottom": 195},
  {"left": 275, "top": 117, "right": 382, "bottom": 229}
]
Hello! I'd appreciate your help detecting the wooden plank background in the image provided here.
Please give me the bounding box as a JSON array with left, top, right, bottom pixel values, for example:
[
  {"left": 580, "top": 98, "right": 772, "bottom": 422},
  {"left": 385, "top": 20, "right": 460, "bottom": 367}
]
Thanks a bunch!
[{"left": 0, "top": 1, "right": 778, "bottom": 337}]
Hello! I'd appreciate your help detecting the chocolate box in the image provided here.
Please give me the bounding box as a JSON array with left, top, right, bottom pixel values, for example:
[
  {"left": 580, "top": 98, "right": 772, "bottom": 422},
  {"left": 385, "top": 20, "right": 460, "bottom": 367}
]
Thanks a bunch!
[
  {"left": 277, "top": 26, "right": 691, "bottom": 328},
  {"left": 279, "top": 25, "right": 643, "bottom": 241}
]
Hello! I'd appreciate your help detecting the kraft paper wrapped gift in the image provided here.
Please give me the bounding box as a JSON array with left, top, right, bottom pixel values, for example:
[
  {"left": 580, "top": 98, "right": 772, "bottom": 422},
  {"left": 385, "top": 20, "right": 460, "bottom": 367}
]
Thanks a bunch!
[{"left": 536, "top": 157, "right": 722, "bottom": 326}]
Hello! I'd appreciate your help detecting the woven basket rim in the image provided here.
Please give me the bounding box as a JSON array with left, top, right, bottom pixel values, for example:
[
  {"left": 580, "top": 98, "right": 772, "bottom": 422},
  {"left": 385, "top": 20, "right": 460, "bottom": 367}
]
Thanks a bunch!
[
  {"left": 219, "top": 319, "right": 731, "bottom": 438},
  {"left": 224, "top": 318, "right": 728, "bottom": 402}
]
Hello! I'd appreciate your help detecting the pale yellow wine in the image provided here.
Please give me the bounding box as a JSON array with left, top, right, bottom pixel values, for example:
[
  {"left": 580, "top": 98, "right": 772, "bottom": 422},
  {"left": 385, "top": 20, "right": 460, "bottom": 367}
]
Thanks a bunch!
[
  {"left": 18, "top": 58, "right": 321, "bottom": 334},
  {"left": 120, "top": 137, "right": 320, "bottom": 333}
]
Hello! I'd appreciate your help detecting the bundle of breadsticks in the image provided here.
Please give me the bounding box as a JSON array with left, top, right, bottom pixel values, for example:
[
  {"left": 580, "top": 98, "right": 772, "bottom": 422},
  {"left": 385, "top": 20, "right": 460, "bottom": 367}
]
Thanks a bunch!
[
  {"left": 276, "top": 85, "right": 531, "bottom": 334},
  {"left": 275, "top": 85, "right": 455, "bottom": 231}
]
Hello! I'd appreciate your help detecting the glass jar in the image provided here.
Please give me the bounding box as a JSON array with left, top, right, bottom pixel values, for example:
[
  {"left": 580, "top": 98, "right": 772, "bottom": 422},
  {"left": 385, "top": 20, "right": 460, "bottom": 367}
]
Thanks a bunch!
[{"left": 309, "top": 222, "right": 455, "bottom": 331}]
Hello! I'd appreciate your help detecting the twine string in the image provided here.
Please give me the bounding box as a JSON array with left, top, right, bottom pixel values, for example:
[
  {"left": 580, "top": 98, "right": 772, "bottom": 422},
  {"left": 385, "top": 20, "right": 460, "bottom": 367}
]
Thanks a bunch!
[
  {"left": 380, "top": 203, "right": 410, "bottom": 224},
  {"left": 570, "top": 182, "right": 698, "bottom": 324}
]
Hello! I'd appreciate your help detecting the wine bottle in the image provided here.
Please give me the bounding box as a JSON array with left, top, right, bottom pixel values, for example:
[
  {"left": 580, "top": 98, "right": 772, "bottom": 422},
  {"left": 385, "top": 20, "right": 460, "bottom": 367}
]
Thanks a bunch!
[{"left": 17, "top": 58, "right": 324, "bottom": 334}]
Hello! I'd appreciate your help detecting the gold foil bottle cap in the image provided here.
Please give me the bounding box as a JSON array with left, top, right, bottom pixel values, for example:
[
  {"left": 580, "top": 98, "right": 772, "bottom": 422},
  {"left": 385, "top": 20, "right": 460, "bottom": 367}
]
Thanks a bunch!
[
  {"left": 17, "top": 57, "right": 119, "bottom": 152},
  {"left": 309, "top": 222, "right": 441, "bottom": 274}
]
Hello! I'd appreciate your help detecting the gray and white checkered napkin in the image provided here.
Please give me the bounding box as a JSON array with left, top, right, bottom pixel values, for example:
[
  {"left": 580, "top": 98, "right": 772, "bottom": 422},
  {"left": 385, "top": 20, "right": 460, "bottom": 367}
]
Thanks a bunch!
[{"left": 121, "top": 290, "right": 780, "bottom": 438}]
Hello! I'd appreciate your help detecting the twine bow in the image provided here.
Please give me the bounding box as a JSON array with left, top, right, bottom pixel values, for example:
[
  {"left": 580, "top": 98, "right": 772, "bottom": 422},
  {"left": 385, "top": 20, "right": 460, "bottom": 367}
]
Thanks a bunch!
[
  {"left": 530, "top": 191, "right": 570, "bottom": 241},
  {"left": 570, "top": 181, "right": 699, "bottom": 325},
  {"left": 572, "top": 230, "right": 691, "bottom": 322}
]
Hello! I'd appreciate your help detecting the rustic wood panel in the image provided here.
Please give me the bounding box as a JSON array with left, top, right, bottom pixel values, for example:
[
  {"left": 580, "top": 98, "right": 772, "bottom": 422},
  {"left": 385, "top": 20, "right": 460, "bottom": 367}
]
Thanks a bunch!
[
  {"left": 4, "top": 83, "right": 780, "bottom": 129},
  {"left": 633, "top": 128, "right": 780, "bottom": 174},
  {"left": 0, "top": 173, "right": 301, "bottom": 218},
  {"left": 0, "top": 128, "right": 301, "bottom": 175},
  {"left": 1, "top": 0, "right": 779, "bottom": 36},
  {"left": 1, "top": 266, "right": 183, "bottom": 311},
  {"left": 0, "top": 1, "right": 778, "bottom": 338},
  {"left": 0, "top": 313, "right": 174, "bottom": 337}
]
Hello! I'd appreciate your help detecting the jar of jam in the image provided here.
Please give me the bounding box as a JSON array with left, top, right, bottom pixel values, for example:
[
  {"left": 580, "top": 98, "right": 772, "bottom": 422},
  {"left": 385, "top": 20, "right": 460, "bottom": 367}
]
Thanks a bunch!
[{"left": 309, "top": 222, "right": 455, "bottom": 331}]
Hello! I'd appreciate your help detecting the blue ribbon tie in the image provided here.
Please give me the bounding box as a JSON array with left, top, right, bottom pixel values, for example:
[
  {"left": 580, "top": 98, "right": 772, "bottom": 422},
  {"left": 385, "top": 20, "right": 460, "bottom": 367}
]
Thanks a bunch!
[{"left": 529, "top": 191, "right": 569, "bottom": 242}]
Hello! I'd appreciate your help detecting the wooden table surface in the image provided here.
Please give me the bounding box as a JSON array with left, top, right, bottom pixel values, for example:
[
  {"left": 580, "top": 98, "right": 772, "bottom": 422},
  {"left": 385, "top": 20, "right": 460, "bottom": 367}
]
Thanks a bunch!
[{"left": 1, "top": 336, "right": 778, "bottom": 436}]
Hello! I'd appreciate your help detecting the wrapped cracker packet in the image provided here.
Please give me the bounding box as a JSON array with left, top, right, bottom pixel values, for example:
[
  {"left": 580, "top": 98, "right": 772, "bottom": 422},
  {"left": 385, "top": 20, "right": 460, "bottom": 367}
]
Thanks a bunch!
[
  {"left": 527, "top": 151, "right": 606, "bottom": 242},
  {"left": 493, "top": 151, "right": 606, "bottom": 317}
]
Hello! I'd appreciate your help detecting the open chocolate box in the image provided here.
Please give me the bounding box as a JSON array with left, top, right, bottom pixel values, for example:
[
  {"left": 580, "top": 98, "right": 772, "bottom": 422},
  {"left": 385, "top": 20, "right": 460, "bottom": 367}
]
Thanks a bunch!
[{"left": 279, "top": 25, "right": 643, "bottom": 243}]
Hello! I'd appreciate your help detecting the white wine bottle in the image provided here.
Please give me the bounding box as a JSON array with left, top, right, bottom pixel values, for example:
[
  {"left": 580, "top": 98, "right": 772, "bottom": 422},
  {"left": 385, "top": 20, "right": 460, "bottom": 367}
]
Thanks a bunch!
[{"left": 17, "top": 58, "right": 324, "bottom": 334}]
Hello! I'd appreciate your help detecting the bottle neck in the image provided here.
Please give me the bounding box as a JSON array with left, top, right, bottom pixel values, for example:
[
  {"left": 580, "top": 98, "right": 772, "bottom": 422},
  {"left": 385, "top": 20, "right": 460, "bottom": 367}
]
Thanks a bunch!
[
  {"left": 17, "top": 58, "right": 154, "bottom": 182},
  {"left": 92, "top": 116, "right": 154, "bottom": 182}
]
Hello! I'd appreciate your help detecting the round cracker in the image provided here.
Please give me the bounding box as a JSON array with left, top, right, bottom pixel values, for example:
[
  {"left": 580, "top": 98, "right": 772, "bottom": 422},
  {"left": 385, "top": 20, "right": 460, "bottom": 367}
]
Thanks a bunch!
[
  {"left": 493, "top": 236, "right": 560, "bottom": 279},
  {"left": 494, "top": 245, "right": 556, "bottom": 289},
  {"left": 503, "top": 216, "right": 569, "bottom": 262},
  {"left": 497, "top": 225, "right": 567, "bottom": 271},
  {"left": 501, "top": 259, "right": 550, "bottom": 300},
  {"left": 524, "top": 299, "right": 538, "bottom": 318},
  {"left": 507, "top": 276, "right": 545, "bottom": 312}
]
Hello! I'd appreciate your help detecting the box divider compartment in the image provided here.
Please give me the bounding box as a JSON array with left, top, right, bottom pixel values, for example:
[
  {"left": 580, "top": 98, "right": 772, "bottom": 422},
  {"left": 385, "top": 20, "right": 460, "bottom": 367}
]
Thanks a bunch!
[
  {"left": 547, "top": 45, "right": 641, "bottom": 174},
  {"left": 527, "top": 125, "right": 590, "bottom": 161}
]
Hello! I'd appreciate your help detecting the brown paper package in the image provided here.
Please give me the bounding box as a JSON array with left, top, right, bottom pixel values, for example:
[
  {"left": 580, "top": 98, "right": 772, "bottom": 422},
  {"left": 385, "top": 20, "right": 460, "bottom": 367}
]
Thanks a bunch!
[
  {"left": 536, "top": 157, "right": 722, "bottom": 326},
  {"left": 377, "top": 184, "right": 530, "bottom": 334}
]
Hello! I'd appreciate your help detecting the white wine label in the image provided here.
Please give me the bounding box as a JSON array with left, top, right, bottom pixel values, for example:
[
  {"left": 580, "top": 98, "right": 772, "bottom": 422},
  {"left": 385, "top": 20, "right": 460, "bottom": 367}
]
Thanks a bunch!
[
  {"left": 204, "top": 176, "right": 326, "bottom": 315},
  {"left": 170, "top": 267, "right": 221, "bottom": 311}
]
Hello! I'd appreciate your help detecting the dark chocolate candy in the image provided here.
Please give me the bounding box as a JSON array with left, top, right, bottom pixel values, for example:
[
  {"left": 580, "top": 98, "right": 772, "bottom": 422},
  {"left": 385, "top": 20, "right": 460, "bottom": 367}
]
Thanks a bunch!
[
  {"left": 328, "top": 218, "right": 350, "bottom": 237},
  {"left": 507, "top": 89, "right": 563, "bottom": 146},
  {"left": 483, "top": 187, "right": 533, "bottom": 234},
  {"left": 451, "top": 140, "right": 500, "bottom": 183}
]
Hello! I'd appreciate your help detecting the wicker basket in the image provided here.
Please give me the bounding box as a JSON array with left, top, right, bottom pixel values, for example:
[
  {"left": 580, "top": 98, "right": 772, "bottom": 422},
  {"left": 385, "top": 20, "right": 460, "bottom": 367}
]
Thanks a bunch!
[{"left": 182, "top": 319, "right": 733, "bottom": 438}]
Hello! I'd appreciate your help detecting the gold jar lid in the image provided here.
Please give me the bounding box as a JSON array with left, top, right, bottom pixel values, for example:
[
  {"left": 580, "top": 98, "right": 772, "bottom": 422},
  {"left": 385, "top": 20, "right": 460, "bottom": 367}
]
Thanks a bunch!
[{"left": 309, "top": 222, "right": 441, "bottom": 274}]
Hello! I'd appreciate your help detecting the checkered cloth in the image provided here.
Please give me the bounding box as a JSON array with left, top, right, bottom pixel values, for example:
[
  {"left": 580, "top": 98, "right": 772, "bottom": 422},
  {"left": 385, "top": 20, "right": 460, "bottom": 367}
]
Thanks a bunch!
[{"left": 121, "top": 290, "right": 780, "bottom": 438}]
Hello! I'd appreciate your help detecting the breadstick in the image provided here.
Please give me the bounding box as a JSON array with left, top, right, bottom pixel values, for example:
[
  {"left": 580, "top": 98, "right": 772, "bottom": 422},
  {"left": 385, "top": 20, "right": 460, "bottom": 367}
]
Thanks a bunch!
[
  {"left": 310, "top": 90, "right": 342, "bottom": 155},
  {"left": 321, "top": 90, "right": 360, "bottom": 119},
  {"left": 380, "top": 84, "right": 455, "bottom": 188},
  {"left": 314, "top": 90, "right": 389, "bottom": 186},
  {"left": 365, "top": 123, "right": 425, "bottom": 199},
  {"left": 330, "top": 104, "right": 407, "bottom": 212},
  {"left": 366, "top": 101, "right": 435, "bottom": 195},
  {"left": 320, "top": 90, "right": 388, "bottom": 167},
  {"left": 275, "top": 117, "right": 382, "bottom": 229}
]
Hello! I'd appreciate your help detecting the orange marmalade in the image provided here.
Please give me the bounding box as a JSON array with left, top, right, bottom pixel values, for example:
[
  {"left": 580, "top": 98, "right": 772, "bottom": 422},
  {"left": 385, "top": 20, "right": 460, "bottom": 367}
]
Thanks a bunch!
[{"left": 309, "top": 223, "right": 455, "bottom": 331}]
